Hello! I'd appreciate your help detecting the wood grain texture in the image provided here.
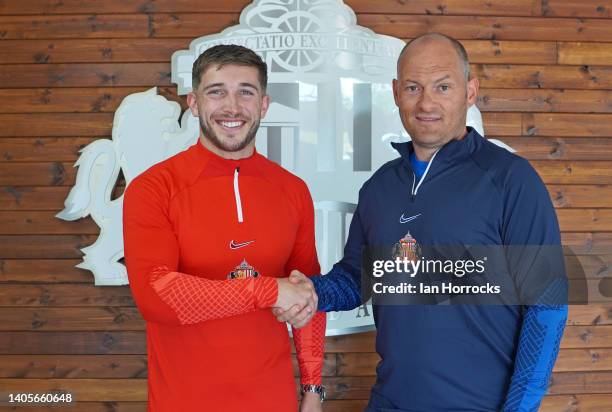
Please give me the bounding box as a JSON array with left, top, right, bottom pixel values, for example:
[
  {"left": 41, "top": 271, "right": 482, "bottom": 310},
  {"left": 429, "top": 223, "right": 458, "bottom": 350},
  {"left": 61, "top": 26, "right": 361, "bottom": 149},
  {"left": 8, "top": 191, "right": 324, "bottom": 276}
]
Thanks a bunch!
[
  {"left": 523, "top": 113, "right": 612, "bottom": 137},
  {"left": 477, "top": 89, "right": 612, "bottom": 113},
  {"left": 0, "top": 235, "right": 96, "bottom": 259},
  {"left": 0, "top": 186, "right": 124, "bottom": 211},
  {"left": 0, "top": 114, "right": 113, "bottom": 137},
  {"left": 558, "top": 42, "right": 612, "bottom": 65},
  {"left": 474, "top": 64, "right": 612, "bottom": 90},
  {"left": 0, "top": 88, "right": 181, "bottom": 114},
  {"left": 542, "top": 1, "right": 612, "bottom": 18},
  {"left": 1, "top": 14, "right": 612, "bottom": 42},
  {"left": 0, "top": 259, "right": 91, "bottom": 283},
  {"left": 0, "top": 63, "right": 172, "bottom": 88},
  {"left": 0, "top": 285, "right": 135, "bottom": 306},
  {"left": 0, "top": 39, "right": 190, "bottom": 64},
  {"left": 0, "top": 14, "right": 235, "bottom": 40},
  {"left": 505, "top": 137, "right": 612, "bottom": 161},
  {"left": 0, "top": 331, "right": 147, "bottom": 354},
  {"left": 561, "top": 233, "right": 612, "bottom": 255},
  {"left": 540, "top": 395, "right": 612, "bottom": 412},
  {"left": 0, "top": 0, "right": 540, "bottom": 16},
  {"left": 357, "top": 14, "right": 612, "bottom": 42}
]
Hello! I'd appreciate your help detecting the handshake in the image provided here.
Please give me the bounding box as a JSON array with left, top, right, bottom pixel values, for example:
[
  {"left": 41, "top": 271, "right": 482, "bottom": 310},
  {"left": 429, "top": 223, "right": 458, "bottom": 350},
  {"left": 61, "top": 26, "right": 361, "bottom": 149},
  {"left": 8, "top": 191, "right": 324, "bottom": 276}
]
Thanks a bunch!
[{"left": 273, "top": 270, "right": 318, "bottom": 328}]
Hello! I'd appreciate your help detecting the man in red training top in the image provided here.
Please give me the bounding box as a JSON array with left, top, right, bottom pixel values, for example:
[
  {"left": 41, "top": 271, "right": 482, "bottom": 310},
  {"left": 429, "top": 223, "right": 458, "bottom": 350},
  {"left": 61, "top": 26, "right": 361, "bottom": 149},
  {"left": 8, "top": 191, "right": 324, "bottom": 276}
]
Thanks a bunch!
[{"left": 123, "top": 44, "right": 326, "bottom": 412}]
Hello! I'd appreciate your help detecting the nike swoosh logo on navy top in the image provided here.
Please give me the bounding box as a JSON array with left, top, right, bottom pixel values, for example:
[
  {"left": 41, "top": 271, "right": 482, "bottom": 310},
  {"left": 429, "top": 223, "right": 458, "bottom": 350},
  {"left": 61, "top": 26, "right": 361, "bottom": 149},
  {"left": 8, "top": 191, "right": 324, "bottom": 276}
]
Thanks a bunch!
[
  {"left": 399, "top": 213, "right": 421, "bottom": 224},
  {"left": 229, "top": 240, "right": 255, "bottom": 249}
]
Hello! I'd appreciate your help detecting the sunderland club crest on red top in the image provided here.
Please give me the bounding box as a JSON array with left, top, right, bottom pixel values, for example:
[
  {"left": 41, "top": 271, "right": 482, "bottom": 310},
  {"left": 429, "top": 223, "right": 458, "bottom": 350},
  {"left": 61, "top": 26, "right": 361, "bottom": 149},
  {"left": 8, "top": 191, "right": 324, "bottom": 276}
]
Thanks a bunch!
[{"left": 228, "top": 259, "right": 260, "bottom": 280}]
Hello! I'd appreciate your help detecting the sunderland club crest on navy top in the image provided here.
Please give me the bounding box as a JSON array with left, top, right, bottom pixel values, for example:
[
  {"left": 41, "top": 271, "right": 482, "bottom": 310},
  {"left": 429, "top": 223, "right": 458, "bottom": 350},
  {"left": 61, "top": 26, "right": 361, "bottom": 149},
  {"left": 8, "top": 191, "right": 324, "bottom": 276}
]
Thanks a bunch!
[
  {"left": 56, "top": 0, "right": 512, "bottom": 335},
  {"left": 393, "top": 232, "right": 420, "bottom": 262}
]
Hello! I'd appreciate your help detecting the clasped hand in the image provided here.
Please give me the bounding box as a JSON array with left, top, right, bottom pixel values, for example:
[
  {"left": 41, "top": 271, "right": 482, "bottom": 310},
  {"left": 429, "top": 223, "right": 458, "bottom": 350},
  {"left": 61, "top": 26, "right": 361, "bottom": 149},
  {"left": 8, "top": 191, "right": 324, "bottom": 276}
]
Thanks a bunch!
[{"left": 274, "top": 270, "right": 317, "bottom": 328}]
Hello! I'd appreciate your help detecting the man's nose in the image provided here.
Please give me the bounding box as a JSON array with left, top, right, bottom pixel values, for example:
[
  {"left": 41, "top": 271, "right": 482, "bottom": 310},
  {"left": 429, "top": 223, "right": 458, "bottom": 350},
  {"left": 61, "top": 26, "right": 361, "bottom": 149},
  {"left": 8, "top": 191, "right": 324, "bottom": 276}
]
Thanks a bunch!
[
  {"left": 417, "top": 89, "right": 436, "bottom": 111},
  {"left": 223, "top": 93, "right": 241, "bottom": 114}
]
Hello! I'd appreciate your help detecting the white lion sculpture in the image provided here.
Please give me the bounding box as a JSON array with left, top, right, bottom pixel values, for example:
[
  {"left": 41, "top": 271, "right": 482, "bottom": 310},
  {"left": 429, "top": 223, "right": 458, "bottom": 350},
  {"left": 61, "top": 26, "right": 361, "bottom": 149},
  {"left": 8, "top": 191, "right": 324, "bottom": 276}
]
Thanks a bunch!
[{"left": 56, "top": 88, "right": 199, "bottom": 285}]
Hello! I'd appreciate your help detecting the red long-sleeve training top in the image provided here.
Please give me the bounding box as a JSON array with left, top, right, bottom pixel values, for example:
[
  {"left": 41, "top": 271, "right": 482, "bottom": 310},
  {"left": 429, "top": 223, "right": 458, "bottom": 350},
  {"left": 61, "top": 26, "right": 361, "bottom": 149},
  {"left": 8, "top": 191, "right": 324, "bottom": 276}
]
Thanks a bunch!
[{"left": 123, "top": 141, "right": 325, "bottom": 411}]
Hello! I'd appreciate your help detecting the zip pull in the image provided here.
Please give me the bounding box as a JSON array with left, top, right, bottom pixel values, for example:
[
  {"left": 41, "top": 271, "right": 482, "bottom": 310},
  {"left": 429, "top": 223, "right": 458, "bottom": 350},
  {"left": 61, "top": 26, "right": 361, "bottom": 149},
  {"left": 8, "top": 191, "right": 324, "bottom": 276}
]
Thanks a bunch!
[
  {"left": 412, "top": 149, "right": 440, "bottom": 197},
  {"left": 233, "top": 167, "right": 244, "bottom": 223}
]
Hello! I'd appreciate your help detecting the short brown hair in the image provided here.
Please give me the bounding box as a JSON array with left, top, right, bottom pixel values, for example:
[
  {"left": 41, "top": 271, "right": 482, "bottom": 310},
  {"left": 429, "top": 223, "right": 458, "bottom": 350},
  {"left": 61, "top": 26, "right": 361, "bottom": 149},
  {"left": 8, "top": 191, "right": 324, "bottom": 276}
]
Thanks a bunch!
[{"left": 191, "top": 44, "right": 268, "bottom": 92}]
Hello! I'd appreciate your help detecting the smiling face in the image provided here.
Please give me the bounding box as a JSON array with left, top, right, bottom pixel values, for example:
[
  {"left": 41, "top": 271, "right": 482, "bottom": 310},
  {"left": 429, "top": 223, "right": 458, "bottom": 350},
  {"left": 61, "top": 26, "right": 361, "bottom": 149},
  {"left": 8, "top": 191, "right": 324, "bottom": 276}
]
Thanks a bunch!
[
  {"left": 187, "top": 64, "right": 270, "bottom": 159},
  {"left": 393, "top": 37, "right": 478, "bottom": 158}
]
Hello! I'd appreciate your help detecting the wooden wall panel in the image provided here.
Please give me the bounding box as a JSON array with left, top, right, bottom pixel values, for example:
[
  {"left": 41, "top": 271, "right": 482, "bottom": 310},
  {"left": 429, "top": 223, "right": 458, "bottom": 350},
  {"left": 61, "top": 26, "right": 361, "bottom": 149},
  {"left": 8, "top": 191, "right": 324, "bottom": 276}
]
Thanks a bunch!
[
  {"left": 0, "top": 1, "right": 610, "bottom": 411},
  {"left": 542, "top": 1, "right": 612, "bottom": 18},
  {"left": 0, "top": 0, "right": 540, "bottom": 16}
]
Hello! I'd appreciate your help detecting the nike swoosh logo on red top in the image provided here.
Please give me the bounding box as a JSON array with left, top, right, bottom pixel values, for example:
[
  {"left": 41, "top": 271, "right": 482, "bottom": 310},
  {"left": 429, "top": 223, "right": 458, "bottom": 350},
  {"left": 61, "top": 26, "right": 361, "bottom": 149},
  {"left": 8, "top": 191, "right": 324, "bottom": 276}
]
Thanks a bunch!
[{"left": 229, "top": 240, "right": 255, "bottom": 250}]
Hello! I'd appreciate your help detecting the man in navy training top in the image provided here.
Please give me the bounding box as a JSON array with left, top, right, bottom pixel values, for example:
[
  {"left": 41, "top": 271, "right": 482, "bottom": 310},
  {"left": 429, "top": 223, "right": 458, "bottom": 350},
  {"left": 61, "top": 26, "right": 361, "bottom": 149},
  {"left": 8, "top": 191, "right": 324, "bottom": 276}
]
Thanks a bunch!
[{"left": 275, "top": 33, "right": 568, "bottom": 412}]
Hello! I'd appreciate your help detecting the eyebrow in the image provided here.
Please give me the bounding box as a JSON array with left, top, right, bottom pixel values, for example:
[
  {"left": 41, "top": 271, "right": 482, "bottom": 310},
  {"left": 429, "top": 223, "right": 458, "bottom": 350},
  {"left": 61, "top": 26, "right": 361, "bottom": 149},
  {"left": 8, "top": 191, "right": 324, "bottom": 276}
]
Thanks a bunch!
[
  {"left": 202, "top": 82, "right": 260, "bottom": 92},
  {"left": 434, "top": 75, "right": 451, "bottom": 84},
  {"left": 239, "top": 82, "right": 259, "bottom": 90},
  {"left": 403, "top": 74, "right": 452, "bottom": 85},
  {"left": 202, "top": 83, "right": 224, "bottom": 91}
]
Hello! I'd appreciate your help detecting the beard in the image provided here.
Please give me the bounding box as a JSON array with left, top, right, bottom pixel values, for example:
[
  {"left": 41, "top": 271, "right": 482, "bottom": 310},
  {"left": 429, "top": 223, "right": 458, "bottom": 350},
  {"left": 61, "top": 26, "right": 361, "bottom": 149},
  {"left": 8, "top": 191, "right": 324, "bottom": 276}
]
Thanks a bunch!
[{"left": 199, "top": 116, "right": 260, "bottom": 153}]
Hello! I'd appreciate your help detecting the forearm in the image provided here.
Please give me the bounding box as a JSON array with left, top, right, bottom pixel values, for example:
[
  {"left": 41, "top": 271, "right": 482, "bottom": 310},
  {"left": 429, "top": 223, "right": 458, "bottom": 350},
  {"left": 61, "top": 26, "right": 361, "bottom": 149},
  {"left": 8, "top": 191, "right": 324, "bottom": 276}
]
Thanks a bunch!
[
  {"left": 310, "top": 264, "right": 361, "bottom": 312},
  {"left": 145, "top": 265, "right": 278, "bottom": 325},
  {"left": 502, "top": 304, "right": 568, "bottom": 412},
  {"left": 293, "top": 311, "right": 326, "bottom": 386}
]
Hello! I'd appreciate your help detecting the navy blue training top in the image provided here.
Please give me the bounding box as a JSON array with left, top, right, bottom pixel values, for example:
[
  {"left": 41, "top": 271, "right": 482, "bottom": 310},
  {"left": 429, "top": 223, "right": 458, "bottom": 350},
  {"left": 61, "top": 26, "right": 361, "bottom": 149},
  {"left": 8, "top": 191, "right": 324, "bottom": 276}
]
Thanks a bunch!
[{"left": 312, "top": 128, "right": 565, "bottom": 411}]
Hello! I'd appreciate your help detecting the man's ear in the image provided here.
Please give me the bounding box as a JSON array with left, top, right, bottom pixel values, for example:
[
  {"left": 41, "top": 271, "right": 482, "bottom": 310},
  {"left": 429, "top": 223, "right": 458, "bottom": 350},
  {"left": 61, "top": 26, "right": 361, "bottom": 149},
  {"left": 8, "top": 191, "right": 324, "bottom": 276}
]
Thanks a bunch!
[
  {"left": 187, "top": 92, "right": 199, "bottom": 117},
  {"left": 392, "top": 78, "right": 400, "bottom": 107},
  {"left": 466, "top": 77, "right": 479, "bottom": 107},
  {"left": 260, "top": 94, "right": 271, "bottom": 119}
]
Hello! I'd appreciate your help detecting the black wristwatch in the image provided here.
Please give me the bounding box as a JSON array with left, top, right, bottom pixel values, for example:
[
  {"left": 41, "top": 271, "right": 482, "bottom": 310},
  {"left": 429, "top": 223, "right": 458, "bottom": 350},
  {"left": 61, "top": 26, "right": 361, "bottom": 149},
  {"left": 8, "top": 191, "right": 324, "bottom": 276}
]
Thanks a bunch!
[{"left": 301, "top": 384, "right": 326, "bottom": 402}]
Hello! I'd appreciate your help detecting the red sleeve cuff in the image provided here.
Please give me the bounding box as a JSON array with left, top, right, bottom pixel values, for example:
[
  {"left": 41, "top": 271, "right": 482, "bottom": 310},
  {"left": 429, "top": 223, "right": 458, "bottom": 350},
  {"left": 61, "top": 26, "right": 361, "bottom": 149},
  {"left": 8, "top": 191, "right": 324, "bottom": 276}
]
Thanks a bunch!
[{"left": 254, "top": 276, "right": 278, "bottom": 308}]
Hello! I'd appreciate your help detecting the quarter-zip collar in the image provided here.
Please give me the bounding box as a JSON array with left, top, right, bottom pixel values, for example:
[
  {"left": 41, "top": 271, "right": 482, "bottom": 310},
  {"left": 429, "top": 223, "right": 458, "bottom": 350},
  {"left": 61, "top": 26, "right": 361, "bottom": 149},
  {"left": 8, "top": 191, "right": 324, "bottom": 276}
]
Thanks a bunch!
[
  {"left": 392, "top": 127, "right": 481, "bottom": 196},
  {"left": 191, "top": 142, "right": 264, "bottom": 223}
]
